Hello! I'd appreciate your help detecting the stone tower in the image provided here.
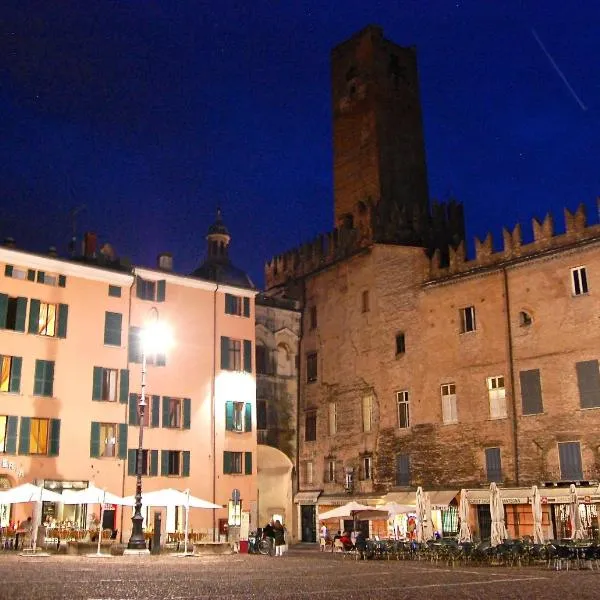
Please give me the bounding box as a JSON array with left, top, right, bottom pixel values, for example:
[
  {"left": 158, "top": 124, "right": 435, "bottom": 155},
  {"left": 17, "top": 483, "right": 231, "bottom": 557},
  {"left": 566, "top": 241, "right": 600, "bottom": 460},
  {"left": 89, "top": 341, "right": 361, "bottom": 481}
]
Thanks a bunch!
[{"left": 332, "top": 25, "right": 430, "bottom": 245}]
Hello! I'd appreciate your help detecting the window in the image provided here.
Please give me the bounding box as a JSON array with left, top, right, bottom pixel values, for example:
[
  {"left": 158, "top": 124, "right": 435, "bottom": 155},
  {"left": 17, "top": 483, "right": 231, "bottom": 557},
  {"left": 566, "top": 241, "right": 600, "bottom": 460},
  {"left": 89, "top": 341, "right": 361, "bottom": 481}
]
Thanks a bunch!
[
  {"left": 558, "top": 442, "right": 583, "bottom": 481},
  {"left": 306, "top": 352, "right": 318, "bottom": 383},
  {"left": 33, "top": 360, "right": 54, "bottom": 397},
  {"left": 0, "top": 415, "right": 18, "bottom": 454},
  {"left": 223, "top": 451, "right": 243, "bottom": 474},
  {"left": 361, "top": 290, "right": 370, "bottom": 313},
  {"left": 128, "top": 449, "right": 159, "bottom": 477},
  {"left": 136, "top": 277, "right": 155, "bottom": 301},
  {"left": 327, "top": 459, "right": 336, "bottom": 483},
  {"left": 305, "top": 461, "right": 313, "bottom": 485},
  {"left": 90, "top": 422, "right": 126, "bottom": 459},
  {"left": 328, "top": 402, "right": 337, "bottom": 436},
  {"left": 395, "top": 333, "right": 405, "bottom": 355},
  {"left": 104, "top": 312, "right": 122, "bottom": 346},
  {"left": 519, "top": 311, "right": 533, "bottom": 327},
  {"left": 132, "top": 449, "right": 149, "bottom": 476},
  {"left": 571, "top": 266, "right": 589, "bottom": 296},
  {"left": 485, "top": 448, "right": 502, "bottom": 482},
  {"left": 256, "top": 345, "right": 269, "bottom": 375},
  {"left": 459, "top": 306, "right": 476, "bottom": 333},
  {"left": 362, "top": 394, "right": 373, "bottom": 432},
  {"left": 225, "top": 293, "right": 249, "bottom": 317},
  {"left": 362, "top": 456, "right": 372, "bottom": 480},
  {"left": 228, "top": 401, "right": 244, "bottom": 432},
  {"left": 257, "top": 400, "right": 267, "bottom": 430},
  {"left": 520, "top": 369, "right": 543, "bottom": 415},
  {"left": 4, "top": 265, "right": 27, "bottom": 280},
  {"left": 0, "top": 416, "right": 6, "bottom": 453},
  {"left": 395, "top": 454, "right": 410, "bottom": 486},
  {"left": 167, "top": 451, "right": 181, "bottom": 476},
  {"left": 160, "top": 449, "right": 190, "bottom": 476},
  {"left": 108, "top": 285, "right": 121, "bottom": 298},
  {"left": 441, "top": 383, "right": 458, "bottom": 424},
  {"left": 137, "top": 395, "right": 150, "bottom": 427},
  {"left": 576, "top": 360, "right": 600, "bottom": 409},
  {"left": 309, "top": 306, "right": 317, "bottom": 330},
  {"left": 0, "top": 355, "right": 22, "bottom": 393},
  {"left": 99, "top": 423, "right": 118, "bottom": 458},
  {"left": 167, "top": 397, "right": 182, "bottom": 428},
  {"left": 487, "top": 376, "right": 507, "bottom": 419},
  {"left": 396, "top": 390, "right": 410, "bottom": 429},
  {"left": 221, "top": 337, "right": 252, "bottom": 373},
  {"left": 101, "top": 369, "right": 118, "bottom": 402},
  {"left": 37, "top": 302, "right": 57, "bottom": 336},
  {"left": 27, "top": 299, "right": 67, "bottom": 338},
  {"left": 28, "top": 418, "right": 49, "bottom": 455},
  {"left": 305, "top": 411, "right": 316, "bottom": 442},
  {"left": 0, "top": 295, "right": 27, "bottom": 332}
]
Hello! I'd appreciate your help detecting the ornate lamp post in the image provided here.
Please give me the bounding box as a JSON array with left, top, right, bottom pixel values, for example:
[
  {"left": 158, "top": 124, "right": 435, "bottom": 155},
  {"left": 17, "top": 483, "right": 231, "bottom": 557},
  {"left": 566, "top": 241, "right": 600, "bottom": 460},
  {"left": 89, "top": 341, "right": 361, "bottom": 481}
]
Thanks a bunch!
[{"left": 127, "top": 309, "right": 172, "bottom": 551}]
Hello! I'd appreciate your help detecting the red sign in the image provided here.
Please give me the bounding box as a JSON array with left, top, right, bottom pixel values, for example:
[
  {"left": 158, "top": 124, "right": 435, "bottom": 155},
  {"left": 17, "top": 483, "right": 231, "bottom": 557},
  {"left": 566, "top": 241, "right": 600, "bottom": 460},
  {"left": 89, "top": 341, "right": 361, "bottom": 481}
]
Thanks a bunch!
[{"left": 541, "top": 497, "right": 548, "bottom": 504}]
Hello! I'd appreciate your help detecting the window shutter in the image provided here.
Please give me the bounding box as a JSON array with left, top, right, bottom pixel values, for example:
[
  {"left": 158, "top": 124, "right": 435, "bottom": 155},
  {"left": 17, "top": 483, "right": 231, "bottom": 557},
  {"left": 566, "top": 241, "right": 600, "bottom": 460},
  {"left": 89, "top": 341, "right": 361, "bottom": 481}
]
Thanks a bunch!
[
  {"left": 183, "top": 398, "right": 191, "bottom": 429},
  {"left": 33, "top": 360, "right": 44, "bottom": 396},
  {"left": 0, "top": 293, "right": 7, "bottom": 328},
  {"left": 244, "top": 403, "right": 252, "bottom": 432},
  {"left": 4, "top": 265, "right": 13, "bottom": 277},
  {"left": 161, "top": 450, "right": 169, "bottom": 476},
  {"left": 28, "top": 299, "right": 40, "bottom": 334},
  {"left": 48, "top": 419, "right": 61, "bottom": 457},
  {"left": 576, "top": 360, "right": 600, "bottom": 409},
  {"left": 559, "top": 442, "right": 583, "bottom": 480},
  {"left": 128, "top": 449, "right": 137, "bottom": 476},
  {"left": 243, "top": 297, "right": 250, "bottom": 317},
  {"left": 104, "top": 312, "right": 122, "bottom": 346},
  {"left": 243, "top": 340, "right": 252, "bottom": 373},
  {"left": 128, "top": 393, "right": 138, "bottom": 425},
  {"left": 151, "top": 396, "right": 160, "bottom": 427},
  {"left": 485, "top": 448, "right": 502, "bottom": 482},
  {"left": 128, "top": 327, "right": 142, "bottom": 363},
  {"left": 58, "top": 274, "right": 66, "bottom": 288},
  {"left": 224, "top": 294, "right": 232, "bottom": 314},
  {"left": 92, "top": 367, "right": 103, "bottom": 400},
  {"left": 27, "top": 269, "right": 35, "bottom": 281},
  {"left": 37, "top": 271, "right": 45, "bottom": 284},
  {"left": 225, "top": 401, "right": 234, "bottom": 431},
  {"left": 18, "top": 417, "right": 31, "bottom": 455},
  {"left": 156, "top": 280, "right": 166, "bottom": 302},
  {"left": 57, "top": 304, "right": 68, "bottom": 338},
  {"left": 223, "top": 451, "right": 232, "bottom": 474},
  {"left": 119, "top": 369, "right": 129, "bottom": 404},
  {"left": 396, "top": 454, "right": 410, "bottom": 486},
  {"left": 520, "top": 369, "right": 543, "bottom": 414},
  {"left": 90, "top": 422, "right": 100, "bottom": 457},
  {"left": 108, "top": 285, "right": 121, "bottom": 297},
  {"left": 136, "top": 277, "right": 144, "bottom": 299},
  {"left": 44, "top": 361, "right": 54, "bottom": 397},
  {"left": 182, "top": 451, "right": 190, "bottom": 477},
  {"left": 162, "top": 397, "right": 170, "bottom": 428},
  {"left": 5, "top": 416, "right": 18, "bottom": 454},
  {"left": 9, "top": 356, "right": 22, "bottom": 393},
  {"left": 245, "top": 451, "right": 252, "bottom": 475},
  {"left": 221, "top": 336, "right": 230, "bottom": 370},
  {"left": 118, "top": 423, "right": 128, "bottom": 459},
  {"left": 150, "top": 449, "right": 158, "bottom": 476},
  {"left": 15, "top": 298, "right": 27, "bottom": 332}
]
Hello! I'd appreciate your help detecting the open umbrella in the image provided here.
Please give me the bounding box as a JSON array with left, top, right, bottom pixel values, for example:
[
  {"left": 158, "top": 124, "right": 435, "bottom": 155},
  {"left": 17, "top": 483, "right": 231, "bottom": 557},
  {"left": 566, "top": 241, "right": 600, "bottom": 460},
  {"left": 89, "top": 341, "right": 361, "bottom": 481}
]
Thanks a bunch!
[
  {"left": 569, "top": 484, "right": 586, "bottom": 540},
  {"left": 458, "top": 489, "right": 472, "bottom": 543},
  {"left": 490, "top": 482, "right": 506, "bottom": 547},
  {"left": 531, "top": 485, "right": 544, "bottom": 544},
  {"left": 318, "top": 501, "right": 373, "bottom": 520}
]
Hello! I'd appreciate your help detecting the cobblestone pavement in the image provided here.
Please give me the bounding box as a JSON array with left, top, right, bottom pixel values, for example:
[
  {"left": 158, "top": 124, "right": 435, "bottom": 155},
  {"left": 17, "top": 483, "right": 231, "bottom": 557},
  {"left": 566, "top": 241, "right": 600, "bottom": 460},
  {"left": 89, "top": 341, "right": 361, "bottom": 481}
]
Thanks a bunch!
[{"left": 1, "top": 547, "right": 599, "bottom": 600}]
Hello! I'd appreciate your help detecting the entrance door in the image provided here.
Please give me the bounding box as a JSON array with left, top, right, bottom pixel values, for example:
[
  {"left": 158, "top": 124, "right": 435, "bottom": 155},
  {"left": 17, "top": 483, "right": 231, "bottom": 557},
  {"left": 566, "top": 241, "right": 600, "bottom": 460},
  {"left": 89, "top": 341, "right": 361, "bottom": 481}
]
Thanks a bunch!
[
  {"left": 300, "top": 505, "right": 316, "bottom": 542},
  {"left": 477, "top": 504, "right": 491, "bottom": 540}
]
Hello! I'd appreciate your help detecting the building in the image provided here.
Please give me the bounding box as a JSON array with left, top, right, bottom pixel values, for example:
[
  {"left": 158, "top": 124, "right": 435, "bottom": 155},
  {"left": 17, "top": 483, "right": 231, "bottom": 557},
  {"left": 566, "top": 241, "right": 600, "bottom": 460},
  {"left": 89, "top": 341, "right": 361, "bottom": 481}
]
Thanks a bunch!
[
  {"left": 265, "top": 25, "right": 600, "bottom": 543},
  {"left": 0, "top": 212, "right": 258, "bottom": 543}
]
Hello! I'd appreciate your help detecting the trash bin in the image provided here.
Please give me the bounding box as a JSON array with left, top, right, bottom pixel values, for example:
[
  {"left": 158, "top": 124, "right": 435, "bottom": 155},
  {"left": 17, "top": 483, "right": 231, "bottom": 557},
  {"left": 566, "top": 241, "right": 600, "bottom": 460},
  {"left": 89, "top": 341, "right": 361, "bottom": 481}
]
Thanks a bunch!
[{"left": 239, "top": 540, "right": 249, "bottom": 554}]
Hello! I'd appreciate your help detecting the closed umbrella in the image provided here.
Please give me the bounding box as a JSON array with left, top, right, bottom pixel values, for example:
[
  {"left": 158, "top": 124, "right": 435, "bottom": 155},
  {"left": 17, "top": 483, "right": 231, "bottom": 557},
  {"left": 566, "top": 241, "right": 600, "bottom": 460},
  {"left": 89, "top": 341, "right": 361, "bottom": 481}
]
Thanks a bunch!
[
  {"left": 531, "top": 485, "right": 544, "bottom": 545},
  {"left": 490, "top": 482, "right": 506, "bottom": 547},
  {"left": 458, "top": 489, "right": 472, "bottom": 543},
  {"left": 415, "top": 487, "right": 425, "bottom": 543},
  {"left": 423, "top": 492, "right": 434, "bottom": 541},
  {"left": 569, "top": 484, "right": 586, "bottom": 540}
]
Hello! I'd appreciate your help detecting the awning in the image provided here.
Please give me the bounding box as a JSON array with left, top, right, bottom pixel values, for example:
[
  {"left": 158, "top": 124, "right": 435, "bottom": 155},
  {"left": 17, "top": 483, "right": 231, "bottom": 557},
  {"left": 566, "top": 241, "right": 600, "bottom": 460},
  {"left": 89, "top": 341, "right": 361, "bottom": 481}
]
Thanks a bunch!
[
  {"left": 429, "top": 490, "right": 459, "bottom": 509},
  {"left": 466, "top": 488, "right": 532, "bottom": 505},
  {"left": 318, "top": 495, "right": 384, "bottom": 507},
  {"left": 383, "top": 492, "right": 415, "bottom": 505},
  {"left": 538, "top": 486, "right": 600, "bottom": 505},
  {"left": 294, "top": 491, "right": 321, "bottom": 505}
]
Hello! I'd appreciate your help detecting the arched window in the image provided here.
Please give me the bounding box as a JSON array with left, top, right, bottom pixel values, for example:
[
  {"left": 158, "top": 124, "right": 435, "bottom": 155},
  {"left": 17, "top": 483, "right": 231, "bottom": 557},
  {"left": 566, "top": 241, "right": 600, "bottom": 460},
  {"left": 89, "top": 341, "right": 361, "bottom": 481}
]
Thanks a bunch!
[{"left": 277, "top": 343, "right": 291, "bottom": 377}]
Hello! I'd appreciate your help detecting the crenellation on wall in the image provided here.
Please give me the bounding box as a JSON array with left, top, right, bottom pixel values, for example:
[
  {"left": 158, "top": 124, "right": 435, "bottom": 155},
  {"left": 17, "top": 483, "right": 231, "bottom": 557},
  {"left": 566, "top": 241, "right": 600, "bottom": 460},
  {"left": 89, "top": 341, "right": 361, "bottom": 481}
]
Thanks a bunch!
[
  {"left": 474, "top": 232, "right": 494, "bottom": 265},
  {"left": 502, "top": 223, "right": 522, "bottom": 257}
]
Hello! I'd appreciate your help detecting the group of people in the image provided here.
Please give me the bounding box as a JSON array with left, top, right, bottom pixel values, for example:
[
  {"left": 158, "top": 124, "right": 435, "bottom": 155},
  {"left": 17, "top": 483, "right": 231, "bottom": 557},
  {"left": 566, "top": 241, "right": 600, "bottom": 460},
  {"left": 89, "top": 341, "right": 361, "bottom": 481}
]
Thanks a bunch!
[
  {"left": 320, "top": 524, "right": 367, "bottom": 553},
  {"left": 263, "top": 519, "right": 288, "bottom": 556}
]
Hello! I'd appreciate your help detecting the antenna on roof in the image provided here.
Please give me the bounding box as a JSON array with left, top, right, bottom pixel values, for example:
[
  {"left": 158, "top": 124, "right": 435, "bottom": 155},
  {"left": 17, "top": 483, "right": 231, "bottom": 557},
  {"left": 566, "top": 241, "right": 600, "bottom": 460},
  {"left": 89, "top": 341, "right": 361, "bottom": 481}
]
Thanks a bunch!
[{"left": 69, "top": 205, "right": 86, "bottom": 257}]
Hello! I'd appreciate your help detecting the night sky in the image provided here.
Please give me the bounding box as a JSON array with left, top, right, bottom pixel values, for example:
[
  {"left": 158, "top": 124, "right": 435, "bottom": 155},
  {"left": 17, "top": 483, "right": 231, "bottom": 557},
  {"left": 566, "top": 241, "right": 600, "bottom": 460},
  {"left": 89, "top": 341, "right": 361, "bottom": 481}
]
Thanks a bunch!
[{"left": 1, "top": 1, "right": 599, "bottom": 288}]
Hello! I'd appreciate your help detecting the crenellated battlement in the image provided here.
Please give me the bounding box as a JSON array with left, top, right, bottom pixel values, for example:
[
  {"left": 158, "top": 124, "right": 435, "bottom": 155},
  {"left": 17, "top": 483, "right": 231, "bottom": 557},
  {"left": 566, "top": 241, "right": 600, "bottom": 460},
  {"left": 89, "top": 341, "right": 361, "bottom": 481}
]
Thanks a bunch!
[{"left": 427, "top": 200, "right": 600, "bottom": 280}]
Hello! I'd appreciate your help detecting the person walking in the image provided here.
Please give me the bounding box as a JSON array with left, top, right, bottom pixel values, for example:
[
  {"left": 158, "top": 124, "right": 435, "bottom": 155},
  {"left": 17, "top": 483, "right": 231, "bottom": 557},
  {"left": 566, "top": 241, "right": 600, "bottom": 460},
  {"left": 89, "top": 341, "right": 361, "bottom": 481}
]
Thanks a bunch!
[
  {"left": 15, "top": 517, "right": 32, "bottom": 551},
  {"left": 273, "top": 520, "right": 285, "bottom": 557},
  {"left": 319, "top": 523, "right": 329, "bottom": 551}
]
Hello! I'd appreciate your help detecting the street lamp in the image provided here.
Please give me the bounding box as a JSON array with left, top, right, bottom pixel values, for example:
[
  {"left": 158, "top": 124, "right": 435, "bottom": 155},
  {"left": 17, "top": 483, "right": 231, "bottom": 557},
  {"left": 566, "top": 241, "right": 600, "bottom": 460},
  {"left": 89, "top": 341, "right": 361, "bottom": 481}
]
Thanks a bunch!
[{"left": 127, "top": 308, "right": 172, "bottom": 551}]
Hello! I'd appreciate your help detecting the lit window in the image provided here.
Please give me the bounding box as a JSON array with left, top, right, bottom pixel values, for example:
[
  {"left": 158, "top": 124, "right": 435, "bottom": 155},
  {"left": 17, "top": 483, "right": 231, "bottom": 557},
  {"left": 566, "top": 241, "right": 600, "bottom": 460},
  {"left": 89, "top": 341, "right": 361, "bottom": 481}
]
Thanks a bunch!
[
  {"left": 232, "top": 402, "right": 244, "bottom": 432},
  {"left": 100, "top": 423, "right": 118, "bottom": 458},
  {"left": 396, "top": 390, "right": 410, "bottom": 429},
  {"left": 0, "top": 355, "right": 21, "bottom": 393},
  {"left": 441, "top": 383, "right": 458, "bottom": 424},
  {"left": 225, "top": 339, "right": 241, "bottom": 371},
  {"left": 571, "top": 266, "right": 589, "bottom": 296},
  {"left": 487, "top": 376, "right": 506, "bottom": 419},
  {"left": 0, "top": 416, "right": 8, "bottom": 452},
  {"left": 38, "top": 303, "right": 57, "bottom": 337},
  {"left": 459, "top": 306, "right": 476, "bottom": 333},
  {"left": 168, "top": 398, "right": 182, "bottom": 428},
  {"left": 29, "top": 418, "right": 49, "bottom": 455}
]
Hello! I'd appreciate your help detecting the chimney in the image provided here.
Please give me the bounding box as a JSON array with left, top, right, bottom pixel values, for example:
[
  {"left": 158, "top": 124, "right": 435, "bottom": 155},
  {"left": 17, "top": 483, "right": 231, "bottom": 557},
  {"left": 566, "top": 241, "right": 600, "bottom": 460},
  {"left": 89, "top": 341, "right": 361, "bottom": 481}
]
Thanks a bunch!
[
  {"left": 3, "top": 237, "right": 16, "bottom": 249},
  {"left": 157, "top": 252, "right": 173, "bottom": 272},
  {"left": 48, "top": 246, "right": 58, "bottom": 258},
  {"left": 84, "top": 232, "right": 97, "bottom": 258}
]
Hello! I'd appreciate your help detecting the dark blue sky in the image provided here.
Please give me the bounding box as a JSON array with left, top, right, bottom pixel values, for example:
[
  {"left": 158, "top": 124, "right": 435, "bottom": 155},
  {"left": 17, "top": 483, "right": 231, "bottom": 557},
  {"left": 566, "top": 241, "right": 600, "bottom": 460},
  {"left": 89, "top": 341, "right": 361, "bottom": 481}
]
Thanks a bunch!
[{"left": 1, "top": 1, "right": 598, "bottom": 288}]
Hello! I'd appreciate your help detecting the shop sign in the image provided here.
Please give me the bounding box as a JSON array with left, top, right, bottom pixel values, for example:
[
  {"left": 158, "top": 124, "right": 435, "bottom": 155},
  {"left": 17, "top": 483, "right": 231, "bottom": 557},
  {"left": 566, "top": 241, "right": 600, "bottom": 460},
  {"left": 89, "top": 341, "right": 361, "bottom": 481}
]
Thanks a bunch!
[
  {"left": 501, "top": 497, "right": 529, "bottom": 505},
  {"left": 541, "top": 497, "right": 548, "bottom": 504},
  {"left": 0, "top": 458, "right": 24, "bottom": 478}
]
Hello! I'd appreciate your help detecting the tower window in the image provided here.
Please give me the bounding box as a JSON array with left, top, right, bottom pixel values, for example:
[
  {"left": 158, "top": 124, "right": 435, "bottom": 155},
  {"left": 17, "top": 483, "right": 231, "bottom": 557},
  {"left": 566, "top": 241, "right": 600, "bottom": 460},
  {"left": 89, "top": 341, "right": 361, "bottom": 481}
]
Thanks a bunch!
[{"left": 519, "top": 311, "right": 533, "bottom": 327}]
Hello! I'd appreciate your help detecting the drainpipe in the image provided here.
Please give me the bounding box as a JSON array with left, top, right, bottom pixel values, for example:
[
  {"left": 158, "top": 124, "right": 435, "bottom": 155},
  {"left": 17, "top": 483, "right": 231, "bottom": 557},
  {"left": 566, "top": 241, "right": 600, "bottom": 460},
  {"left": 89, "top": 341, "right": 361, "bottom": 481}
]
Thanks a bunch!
[
  {"left": 211, "top": 283, "right": 219, "bottom": 540},
  {"left": 502, "top": 267, "right": 519, "bottom": 486}
]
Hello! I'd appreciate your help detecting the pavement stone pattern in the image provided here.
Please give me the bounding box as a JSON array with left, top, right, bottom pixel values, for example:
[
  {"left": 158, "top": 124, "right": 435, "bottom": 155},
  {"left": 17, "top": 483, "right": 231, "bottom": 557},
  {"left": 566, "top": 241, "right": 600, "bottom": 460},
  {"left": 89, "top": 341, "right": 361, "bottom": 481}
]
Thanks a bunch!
[{"left": 1, "top": 546, "right": 599, "bottom": 600}]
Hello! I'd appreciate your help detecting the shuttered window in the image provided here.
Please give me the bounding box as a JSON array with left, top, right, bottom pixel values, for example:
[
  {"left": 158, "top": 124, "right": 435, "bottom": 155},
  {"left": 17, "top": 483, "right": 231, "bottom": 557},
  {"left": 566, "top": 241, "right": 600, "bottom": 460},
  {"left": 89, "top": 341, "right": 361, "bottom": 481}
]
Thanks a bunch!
[
  {"left": 0, "top": 295, "right": 27, "bottom": 332},
  {"left": 223, "top": 451, "right": 243, "bottom": 474},
  {"left": 520, "top": 369, "right": 543, "bottom": 415},
  {"left": 576, "top": 360, "right": 600, "bottom": 409},
  {"left": 396, "top": 454, "right": 410, "bottom": 486},
  {"left": 104, "top": 312, "right": 122, "bottom": 346},
  {"left": 558, "top": 442, "right": 583, "bottom": 481},
  {"left": 0, "top": 355, "right": 22, "bottom": 393},
  {"left": 128, "top": 327, "right": 142, "bottom": 363},
  {"left": 1, "top": 416, "right": 19, "bottom": 454},
  {"left": 244, "top": 452, "right": 252, "bottom": 475},
  {"left": 33, "top": 360, "right": 54, "bottom": 397},
  {"left": 485, "top": 448, "right": 502, "bottom": 482}
]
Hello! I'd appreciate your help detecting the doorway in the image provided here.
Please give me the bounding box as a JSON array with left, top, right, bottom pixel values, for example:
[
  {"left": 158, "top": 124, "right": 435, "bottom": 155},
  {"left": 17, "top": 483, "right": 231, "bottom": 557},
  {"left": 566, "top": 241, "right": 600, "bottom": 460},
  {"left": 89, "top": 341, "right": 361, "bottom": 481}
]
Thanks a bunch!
[
  {"left": 477, "top": 504, "right": 491, "bottom": 540},
  {"left": 300, "top": 505, "right": 316, "bottom": 542}
]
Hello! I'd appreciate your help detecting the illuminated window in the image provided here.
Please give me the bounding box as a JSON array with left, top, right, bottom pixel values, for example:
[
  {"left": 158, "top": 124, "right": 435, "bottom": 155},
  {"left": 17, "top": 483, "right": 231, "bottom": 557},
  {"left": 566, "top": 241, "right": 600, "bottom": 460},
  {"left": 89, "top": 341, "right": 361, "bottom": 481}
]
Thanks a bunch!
[
  {"left": 441, "top": 383, "right": 458, "bottom": 424},
  {"left": 38, "top": 302, "right": 57, "bottom": 337},
  {"left": 29, "top": 418, "right": 49, "bottom": 455},
  {"left": 100, "top": 423, "right": 117, "bottom": 458},
  {"left": 487, "top": 376, "right": 506, "bottom": 419},
  {"left": 0, "top": 355, "right": 21, "bottom": 393},
  {"left": 0, "top": 416, "right": 7, "bottom": 452},
  {"left": 167, "top": 397, "right": 182, "bottom": 428}
]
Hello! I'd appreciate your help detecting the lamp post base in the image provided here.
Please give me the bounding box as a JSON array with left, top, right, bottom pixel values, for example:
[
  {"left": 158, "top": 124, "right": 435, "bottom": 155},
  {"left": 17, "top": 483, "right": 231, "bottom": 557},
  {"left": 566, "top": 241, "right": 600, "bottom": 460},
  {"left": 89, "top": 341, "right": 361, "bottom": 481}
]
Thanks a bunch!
[{"left": 123, "top": 548, "right": 151, "bottom": 556}]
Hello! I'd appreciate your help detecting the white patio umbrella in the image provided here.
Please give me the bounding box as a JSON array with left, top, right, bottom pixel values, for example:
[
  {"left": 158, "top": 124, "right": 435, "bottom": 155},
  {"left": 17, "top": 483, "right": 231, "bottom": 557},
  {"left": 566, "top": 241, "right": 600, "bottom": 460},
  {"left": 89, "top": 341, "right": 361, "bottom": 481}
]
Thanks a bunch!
[
  {"left": 423, "top": 492, "right": 434, "bottom": 541},
  {"left": 531, "top": 485, "right": 544, "bottom": 545},
  {"left": 415, "top": 487, "right": 425, "bottom": 543},
  {"left": 318, "top": 501, "right": 374, "bottom": 520},
  {"left": 489, "top": 482, "right": 506, "bottom": 547},
  {"left": 458, "top": 489, "right": 472, "bottom": 543},
  {"left": 62, "top": 484, "right": 134, "bottom": 556},
  {"left": 0, "top": 483, "right": 63, "bottom": 553},
  {"left": 569, "top": 484, "right": 586, "bottom": 540}
]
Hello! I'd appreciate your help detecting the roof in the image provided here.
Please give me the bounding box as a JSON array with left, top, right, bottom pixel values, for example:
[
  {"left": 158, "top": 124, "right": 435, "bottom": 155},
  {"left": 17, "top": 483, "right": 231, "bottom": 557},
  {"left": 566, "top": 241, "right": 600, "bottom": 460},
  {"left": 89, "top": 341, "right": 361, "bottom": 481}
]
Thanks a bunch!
[{"left": 190, "top": 261, "right": 255, "bottom": 290}]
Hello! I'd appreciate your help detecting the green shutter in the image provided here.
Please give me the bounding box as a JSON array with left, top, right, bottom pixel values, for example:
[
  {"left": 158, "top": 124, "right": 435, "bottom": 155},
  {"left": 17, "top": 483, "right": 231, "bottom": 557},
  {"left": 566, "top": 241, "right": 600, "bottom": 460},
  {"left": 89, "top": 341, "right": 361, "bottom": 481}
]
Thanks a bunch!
[
  {"left": 136, "top": 277, "right": 144, "bottom": 299},
  {"left": 225, "top": 401, "right": 234, "bottom": 431},
  {"left": 129, "top": 393, "right": 138, "bottom": 425},
  {"left": 244, "top": 403, "right": 252, "bottom": 432},
  {"left": 27, "top": 269, "right": 35, "bottom": 281},
  {"left": 162, "top": 397, "right": 170, "bottom": 428},
  {"left": 58, "top": 274, "right": 66, "bottom": 288},
  {"left": 18, "top": 417, "right": 31, "bottom": 455},
  {"left": 157, "top": 280, "right": 166, "bottom": 302},
  {"left": 243, "top": 297, "right": 250, "bottom": 317},
  {"left": 15, "top": 297, "right": 27, "bottom": 332},
  {"left": 28, "top": 299, "right": 40, "bottom": 334},
  {"left": 161, "top": 450, "right": 169, "bottom": 476},
  {"left": 33, "top": 360, "right": 44, "bottom": 395},
  {"left": 92, "top": 366, "right": 103, "bottom": 400},
  {"left": 245, "top": 451, "right": 252, "bottom": 475},
  {"left": 128, "top": 327, "right": 142, "bottom": 363},
  {"left": 118, "top": 423, "right": 128, "bottom": 459},
  {"left": 37, "top": 271, "right": 45, "bottom": 284},
  {"left": 128, "top": 449, "right": 137, "bottom": 476},
  {"left": 183, "top": 398, "right": 191, "bottom": 429},
  {"left": 104, "top": 312, "right": 122, "bottom": 346},
  {"left": 5, "top": 416, "right": 18, "bottom": 454},
  {"left": 182, "top": 451, "right": 190, "bottom": 477},
  {"left": 151, "top": 395, "right": 160, "bottom": 427},
  {"left": 119, "top": 369, "right": 129, "bottom": 403},
  {"left": 149, "top": 449, "right": 159, "bottom": 476},
  {"left": 0, "top": 293, "right": 7, "bottom": 328},
  {"left": 9, "top": 357, "right": 22, "bottom": 393},
  {"left": 243, "top": 340, "right": 252, "bottom": 373},
  {"left": 4, "top": 265, "right": 13, "bottom": 277},
  {"left": 108, "top": 285, "right": 121, "bottom": 297},
  {"left": 90, "top": 422, "right": 100, "bottom": 458},
  {"left": 48, "top": 419, "right": 61, "bottom": 457},
  {"left": 57, "top": 304, "right": 68, "bottom": 338},
  {"left": 223, "top": 451, "right": 232, "bottom": 475},
  {"left": 44, "top": 361, "right": 54, "bottom": 397},
  {"left": 221, "top": 336, "right": 230, "bottom": 370}
]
